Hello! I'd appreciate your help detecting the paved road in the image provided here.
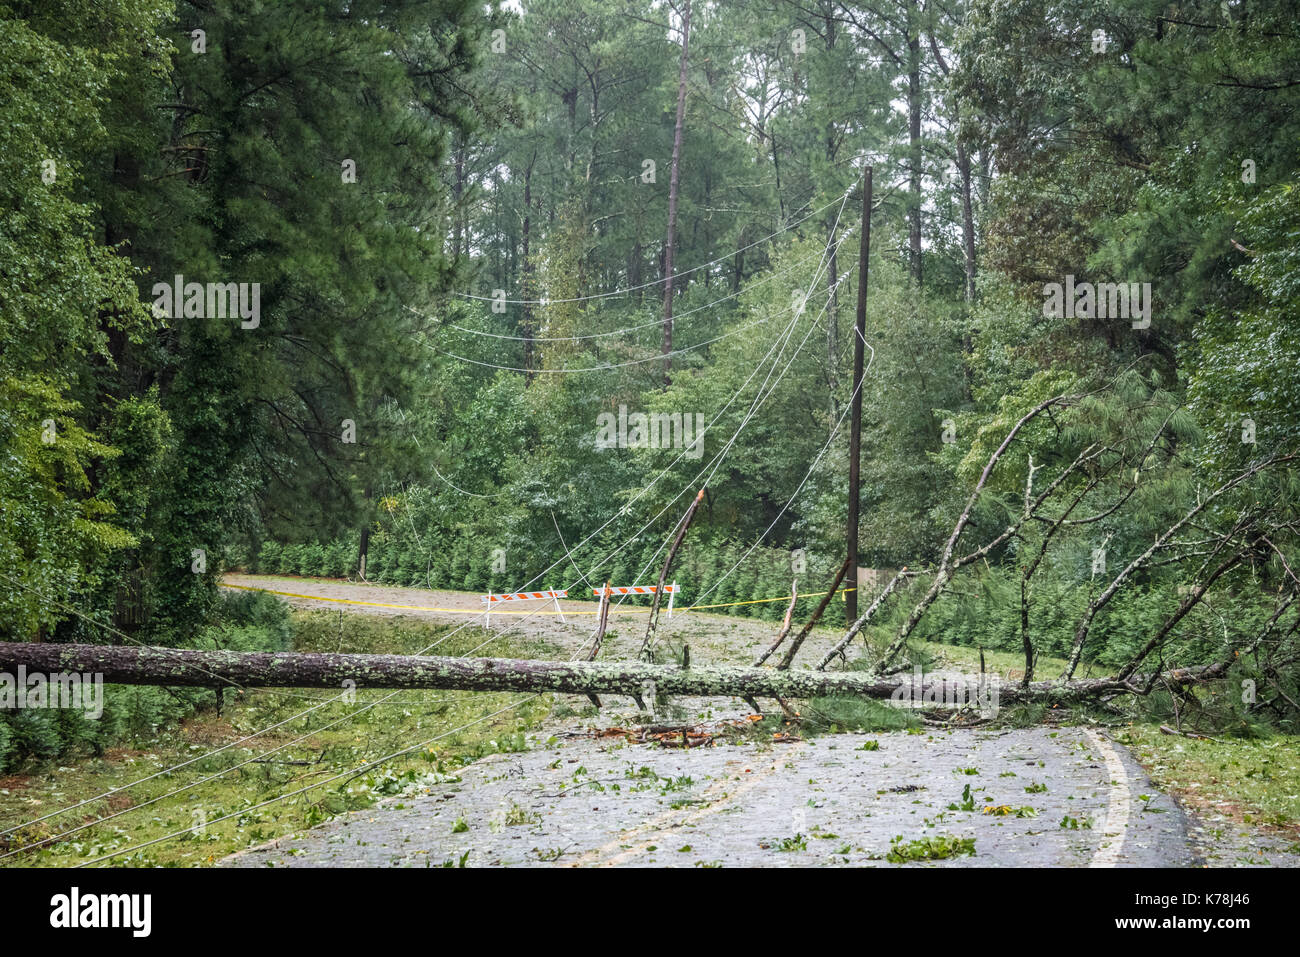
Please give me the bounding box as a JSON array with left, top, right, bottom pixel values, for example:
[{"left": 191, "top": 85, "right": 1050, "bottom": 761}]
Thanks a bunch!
[
  {"left": 219, "top": 575, "right": 1201, "bottom": 867},
  {"left": 224, "top": 724, "right": 1192, "bottom": 867}
]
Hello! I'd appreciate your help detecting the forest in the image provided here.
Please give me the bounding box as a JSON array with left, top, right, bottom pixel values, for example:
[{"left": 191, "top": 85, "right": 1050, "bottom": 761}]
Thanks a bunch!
[{"left": 0, "top": 0, "right": 1298, "bottom": 874}]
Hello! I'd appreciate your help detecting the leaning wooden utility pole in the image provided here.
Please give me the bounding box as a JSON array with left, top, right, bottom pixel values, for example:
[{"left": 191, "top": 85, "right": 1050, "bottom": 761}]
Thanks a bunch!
[
  {"left": 777, "top": 556, "right": 853, "bottom": 670},
  {"left": 846, "top": 166, "right": 871, "bottom": 623},
  {"left": 640, "top": 487, "right": 705, "bottom": 661}
]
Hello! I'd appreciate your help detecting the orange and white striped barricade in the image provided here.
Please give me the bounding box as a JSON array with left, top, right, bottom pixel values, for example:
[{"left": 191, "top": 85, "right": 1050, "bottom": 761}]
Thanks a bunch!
[
  {"left": 589, "top": 582, "right": 678, "bottom": 618},
  {"left": 480, "top": 589, "right": 569, "bottom": 626}
]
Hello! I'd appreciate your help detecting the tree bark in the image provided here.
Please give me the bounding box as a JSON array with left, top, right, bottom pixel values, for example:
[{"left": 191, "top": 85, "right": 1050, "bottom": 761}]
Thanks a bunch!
[
  {"left": 929, "top": 31, "right": 975, "bottom": 301},
  {"left": 823, "top": 11, "right": 842, "bottom": 429},
  {"left": 357, "top": 525, "right": 370, "bottom": 581},
  {"left": 846, "top": 166, "right": 871, "bottom": 624},
  {"left": 0, "top": 641, "right": 1225, "bottom": 705},
  {"left": 356, "top": 482, "right": 373, "bottom": 580},
  {"left": 661, "top": 0, "right": 692, "bottom": 386},
  {"left": 958, "top": 142, "right": 975, "bottom": 301},
  {"left": 521, "top": 149, "right": 536, "bottom": 383},
  {"left": 906, "top": 0, "right": 923, "bottom": 285},
  {"left": 452, "top": 134, "right": 466, "bottom": 260}
]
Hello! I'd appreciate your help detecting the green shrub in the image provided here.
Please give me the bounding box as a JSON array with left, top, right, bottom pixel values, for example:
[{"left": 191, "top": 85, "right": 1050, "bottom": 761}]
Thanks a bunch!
[
  {"left": 280, "top": 544, "right": 305, "bottom": 575},
  {"left": 410, "top": 554, "right": 430, "bottom": 588},
  {"left": 366, "top": 540, "right": 387, "bottom": 580},
  {"left": 0, "top": 590, "right": 292, "bottom": 772},
  {"left": 257, "top": 541, "right": 282, "bottom": 574},
  {"left": 300, "top": 542, "right": 327, "bottom": 577}
]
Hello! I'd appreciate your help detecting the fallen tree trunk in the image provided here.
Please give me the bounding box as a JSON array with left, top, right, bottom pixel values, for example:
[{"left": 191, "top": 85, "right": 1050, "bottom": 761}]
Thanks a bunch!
[{"left": 0, "top": 642, "right": 1236, "bottom": 707}]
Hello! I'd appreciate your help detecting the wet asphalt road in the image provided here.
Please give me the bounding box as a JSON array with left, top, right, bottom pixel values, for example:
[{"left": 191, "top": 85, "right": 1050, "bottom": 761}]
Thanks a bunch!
[
  {"left": 224, "top": 725, "right": 1194, "bottom": 868},
  {"left": 217, "top": 575, "right": 1217, "bottom": 868}
]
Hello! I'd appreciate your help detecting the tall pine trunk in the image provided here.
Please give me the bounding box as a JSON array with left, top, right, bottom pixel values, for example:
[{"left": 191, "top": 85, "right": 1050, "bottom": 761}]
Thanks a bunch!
[
  {"left": 521, "top": 150, "right": 536, "bottom": 383},
  {"left": 662, "top": 0, "right": 692, "bottom": 386},
  {"left": 959, "top": 142, "right": 975, "bottom": 301},
  {"left": 907, "top": 0, "right": 923, "bottom": 285}
]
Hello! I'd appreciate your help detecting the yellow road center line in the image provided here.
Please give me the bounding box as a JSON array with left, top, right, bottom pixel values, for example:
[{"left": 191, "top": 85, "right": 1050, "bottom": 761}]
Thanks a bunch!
[
  {"left": 575, "top": 748, "right": 801, "bottom": 867},
  {"left": 1084, "top": 728, "right": 1131, "bottom": 868}
]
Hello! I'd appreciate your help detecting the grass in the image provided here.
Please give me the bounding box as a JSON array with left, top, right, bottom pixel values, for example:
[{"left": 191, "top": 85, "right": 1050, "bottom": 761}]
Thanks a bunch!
[
  {"left": 916, "top": 641, "right": 1070, "bottom": 681},
  {"left": 1119, "top": 725, "right": 1300, "bottom": 831},
  {"left": 0, "top": 611, "right": 555, "bottom": 867}
]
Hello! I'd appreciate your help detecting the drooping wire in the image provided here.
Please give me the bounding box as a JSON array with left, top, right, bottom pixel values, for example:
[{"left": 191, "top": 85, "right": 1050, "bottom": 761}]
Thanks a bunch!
[{"left": 454, "top": 190, "right": 849, "bottom": 305}]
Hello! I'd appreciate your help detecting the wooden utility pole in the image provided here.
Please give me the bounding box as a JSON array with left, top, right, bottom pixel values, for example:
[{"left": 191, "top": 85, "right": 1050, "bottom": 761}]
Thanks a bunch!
[
  {"left": 846, "top": 166, "right": 871, "bottom": 623},
  {"left": 661, "top": 0, "right": 692, "bottom": 385},
  {"left": 640, "top": 487, "right": 704, "bottom": 661}
]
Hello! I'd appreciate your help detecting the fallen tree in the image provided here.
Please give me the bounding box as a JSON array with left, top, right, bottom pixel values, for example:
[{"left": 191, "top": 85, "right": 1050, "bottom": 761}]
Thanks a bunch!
[
  {"left": 798, "top": 369, "right": 1298, "bottom": 699},
  {"left": 0, "top": 641, "right": 1246, "bottom": 707}
]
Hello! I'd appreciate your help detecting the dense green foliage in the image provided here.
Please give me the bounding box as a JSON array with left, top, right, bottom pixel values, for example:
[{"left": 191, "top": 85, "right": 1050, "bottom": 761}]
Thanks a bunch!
[
  {"left": 1, "top": 0, "right": 484, "bottom": 763},
  {"left": 3, "top": 0, "right": 1299, "bottom": 768}
]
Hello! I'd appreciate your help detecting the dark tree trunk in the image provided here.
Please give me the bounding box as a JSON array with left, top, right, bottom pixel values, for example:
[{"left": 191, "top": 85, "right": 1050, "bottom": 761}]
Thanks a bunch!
[
  {"left": 452, "top": 135, "right": 466, "bottom": 260},
  {"left": 826, "top": 213, "right": 840, "bottom": 431},
  {"left": 357, "top": 525, "right": 370, "bottom": 580},
  {"left": 357, "top": 482, "right": 373, "bottom": 579},
  {"left": 0, "top": 641, "right": 1223, "bottom": 706},
  {"left": 661, "top": 0, "right": 692, "bottom": 386},
  {"left": 824, "top": 12, "right": 841, "bottom": 430},
  {"left": 521, "top": 150, "right": 536, "bottom": 383},
  {"left": 958, "top": 142, "right": 975, "bottom": 301},
  {"left": 906, "top": 1, "right": 923, "bottom": 285}
]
